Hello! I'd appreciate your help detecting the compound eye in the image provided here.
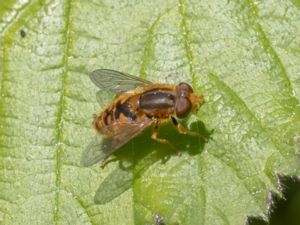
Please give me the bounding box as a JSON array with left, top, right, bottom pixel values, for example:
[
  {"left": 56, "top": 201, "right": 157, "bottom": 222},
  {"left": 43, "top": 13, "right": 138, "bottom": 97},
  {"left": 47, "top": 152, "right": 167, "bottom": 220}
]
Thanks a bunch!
[
  {"left": 175, "top": 97, "right": 192, "bottom": 118},
  {"left": 179, "top": 82, "right": 193, "bottom": 93},
  {"left": 177, "top": 82, "right": 193, "bottom": 98}
]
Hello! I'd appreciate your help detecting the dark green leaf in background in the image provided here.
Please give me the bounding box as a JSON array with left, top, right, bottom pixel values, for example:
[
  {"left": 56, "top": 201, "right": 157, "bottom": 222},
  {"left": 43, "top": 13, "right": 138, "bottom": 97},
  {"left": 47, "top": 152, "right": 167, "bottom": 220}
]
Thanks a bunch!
[{"left": 0, "top": 0, "right": 299, "bottom": 225}]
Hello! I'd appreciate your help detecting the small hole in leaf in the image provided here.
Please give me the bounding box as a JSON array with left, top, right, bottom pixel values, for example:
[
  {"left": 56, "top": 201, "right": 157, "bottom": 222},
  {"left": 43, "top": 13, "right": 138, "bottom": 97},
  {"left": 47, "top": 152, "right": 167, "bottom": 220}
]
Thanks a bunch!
[{"left": 20, "top": 29, "right": 26, "bottom": 38}]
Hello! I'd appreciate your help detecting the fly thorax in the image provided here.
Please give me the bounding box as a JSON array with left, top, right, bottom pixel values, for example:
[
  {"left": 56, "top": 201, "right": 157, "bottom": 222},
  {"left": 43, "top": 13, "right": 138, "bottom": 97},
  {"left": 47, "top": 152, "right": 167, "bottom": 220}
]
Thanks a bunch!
[{"left": 139, "top": 89, "right": 176, "bottom": 116}]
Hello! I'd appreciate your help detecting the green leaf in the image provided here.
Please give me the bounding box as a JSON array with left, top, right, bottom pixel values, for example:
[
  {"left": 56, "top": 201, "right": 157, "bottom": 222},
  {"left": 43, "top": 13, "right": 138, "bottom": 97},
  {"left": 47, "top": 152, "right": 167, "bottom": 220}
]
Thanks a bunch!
[{"left": 0, "top": 0, "right": 299, "bottom": 225}]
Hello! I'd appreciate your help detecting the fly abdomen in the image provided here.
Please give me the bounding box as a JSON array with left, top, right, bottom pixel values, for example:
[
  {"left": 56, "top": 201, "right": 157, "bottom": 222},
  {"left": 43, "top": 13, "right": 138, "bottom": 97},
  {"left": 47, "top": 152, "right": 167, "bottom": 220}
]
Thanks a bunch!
[
  {"left": 103, "top": 109, "right": 113, "bottom": 125},
  {"left": 139, "top": 89, "right": 175, "bottom": 117},
  {"left": 115, "top": 100, "right": 137, "bottom": 121}
]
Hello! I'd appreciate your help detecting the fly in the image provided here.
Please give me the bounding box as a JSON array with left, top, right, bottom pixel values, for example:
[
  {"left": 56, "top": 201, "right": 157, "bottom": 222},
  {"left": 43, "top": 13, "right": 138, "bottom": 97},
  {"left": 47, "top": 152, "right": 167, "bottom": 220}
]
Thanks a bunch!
[{"left": 81, "top": 69, "right": 206, "bottom": 166}]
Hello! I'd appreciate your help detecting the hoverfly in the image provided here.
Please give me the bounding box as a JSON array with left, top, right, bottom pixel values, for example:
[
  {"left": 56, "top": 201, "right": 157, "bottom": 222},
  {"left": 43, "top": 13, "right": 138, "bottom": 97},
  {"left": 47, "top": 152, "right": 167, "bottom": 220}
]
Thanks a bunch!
[{"left": 81, "top": 69, "right": 205, "bottom": 167}]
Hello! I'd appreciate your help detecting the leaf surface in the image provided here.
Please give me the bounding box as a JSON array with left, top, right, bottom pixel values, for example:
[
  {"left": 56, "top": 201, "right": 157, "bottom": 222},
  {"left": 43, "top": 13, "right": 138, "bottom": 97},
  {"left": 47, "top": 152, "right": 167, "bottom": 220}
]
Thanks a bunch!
[{"left": 0, "top": 0, "right": 299, "bottom": 225}]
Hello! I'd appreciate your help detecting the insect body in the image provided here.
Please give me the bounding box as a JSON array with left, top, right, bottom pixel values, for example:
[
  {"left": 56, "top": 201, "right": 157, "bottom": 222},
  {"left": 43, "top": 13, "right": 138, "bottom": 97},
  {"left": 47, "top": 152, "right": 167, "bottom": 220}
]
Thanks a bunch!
[{"left": 81, "top": 69, "right": 205, "bottom": 166}]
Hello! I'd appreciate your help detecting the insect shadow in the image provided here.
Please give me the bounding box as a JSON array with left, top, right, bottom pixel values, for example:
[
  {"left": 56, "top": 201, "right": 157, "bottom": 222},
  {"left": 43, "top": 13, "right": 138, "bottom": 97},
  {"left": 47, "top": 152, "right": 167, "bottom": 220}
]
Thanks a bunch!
[{"left": 94, "top": 120, "right": 212, "bottom": 204}]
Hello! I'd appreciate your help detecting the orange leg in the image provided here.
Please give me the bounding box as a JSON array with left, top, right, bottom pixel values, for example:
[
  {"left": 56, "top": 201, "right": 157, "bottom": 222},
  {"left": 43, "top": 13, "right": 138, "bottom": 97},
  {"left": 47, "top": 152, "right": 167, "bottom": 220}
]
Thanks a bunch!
[
  {"left": 151, "top": 123, "right": 182, "bottom": 156},
  {"left": 171, "top": 117, "right": 208, "bottom": 141}
]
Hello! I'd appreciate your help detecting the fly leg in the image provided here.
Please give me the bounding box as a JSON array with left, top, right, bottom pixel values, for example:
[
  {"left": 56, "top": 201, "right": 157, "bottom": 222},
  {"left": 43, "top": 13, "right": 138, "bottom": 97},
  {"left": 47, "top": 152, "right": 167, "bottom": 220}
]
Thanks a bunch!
[
  {"left": 100, "top": 155, "right": 117, "bottom": 168},
  {"left": 171, "top": 117, "right": 208, "bottom": 141},
  {"left": 151, "top": 122, "right": 182, "bottom": 156}
]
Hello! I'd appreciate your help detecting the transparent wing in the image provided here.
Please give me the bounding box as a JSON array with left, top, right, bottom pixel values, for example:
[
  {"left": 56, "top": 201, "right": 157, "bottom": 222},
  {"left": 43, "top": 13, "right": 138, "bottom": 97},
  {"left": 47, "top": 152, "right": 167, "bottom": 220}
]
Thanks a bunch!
[
  {"left": 95, "top": 90, "right": 113, "bottom": 108},
  {"left": 90, "top": 69, "right": 152, "bottom": 93},
  {"left": 81, "top": 119, "right": 153, "bottom": 167}
]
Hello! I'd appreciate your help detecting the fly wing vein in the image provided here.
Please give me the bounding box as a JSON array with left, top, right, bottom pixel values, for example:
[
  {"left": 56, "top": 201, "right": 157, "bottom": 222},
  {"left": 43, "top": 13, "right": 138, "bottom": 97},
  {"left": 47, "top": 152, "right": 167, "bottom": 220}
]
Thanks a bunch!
[{"left": 90, "top": 69, "right": 152, "bottom": 93}]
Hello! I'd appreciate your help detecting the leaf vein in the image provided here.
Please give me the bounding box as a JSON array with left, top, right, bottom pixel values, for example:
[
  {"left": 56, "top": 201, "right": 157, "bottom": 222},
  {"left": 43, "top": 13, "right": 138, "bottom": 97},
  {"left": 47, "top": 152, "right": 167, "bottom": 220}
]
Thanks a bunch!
[
  {"left": 54, "top": 0, "right": 72, "bottom": 224},
  {"left": 207, "top": 73, "right": 282, "bottom": 190},
  {"left": 178, "top": 0, "right": 196, "bottom": 88},
  {"left": 207, "top": 152, "right": 265, "bottom": 211},
  {"left": 246, "top": 0, "right": 300, "bottom": 106},
  {"left": 139, "top": 7, "right": 175, "bottom": 80},
  {"left": 0, "top": 0, "right": 33, "bottom": 36}
]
